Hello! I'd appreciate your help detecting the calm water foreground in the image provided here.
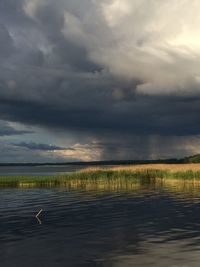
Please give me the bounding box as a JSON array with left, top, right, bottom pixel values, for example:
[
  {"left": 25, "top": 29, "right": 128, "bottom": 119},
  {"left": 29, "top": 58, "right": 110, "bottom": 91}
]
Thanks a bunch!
[{"left": 1, "top": 182, "right": 200, "bottom": 267}]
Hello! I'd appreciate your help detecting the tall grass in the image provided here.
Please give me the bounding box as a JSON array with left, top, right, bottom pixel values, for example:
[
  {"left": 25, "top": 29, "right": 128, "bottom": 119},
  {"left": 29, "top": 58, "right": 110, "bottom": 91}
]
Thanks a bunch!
[{"left": 1, "top": 166, "right": 200, "bottom": 188}]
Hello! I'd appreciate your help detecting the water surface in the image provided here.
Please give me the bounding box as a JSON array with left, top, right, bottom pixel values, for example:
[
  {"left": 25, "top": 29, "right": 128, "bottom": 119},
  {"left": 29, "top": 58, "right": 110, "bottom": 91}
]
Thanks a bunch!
[
  {"left": 0, "top": 165, "right": 88, "bottom": 176},
  {"left": 1, "top": 182, "right": 200, "bottom": 266}
]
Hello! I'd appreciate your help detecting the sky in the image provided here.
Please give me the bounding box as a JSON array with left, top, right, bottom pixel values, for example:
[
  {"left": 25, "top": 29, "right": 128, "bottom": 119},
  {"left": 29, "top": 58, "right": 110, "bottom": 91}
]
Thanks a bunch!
[{"left": 0, "top": 0, "right": 200, "bottom": 162}]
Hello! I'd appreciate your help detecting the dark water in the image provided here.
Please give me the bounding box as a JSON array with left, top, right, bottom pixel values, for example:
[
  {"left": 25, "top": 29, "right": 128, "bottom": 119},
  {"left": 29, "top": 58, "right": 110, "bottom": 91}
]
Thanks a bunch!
[
  {"left": 0, "top": 165, "right": 89, "bottom": 176},
  {"left": 1, "top": 184, "right": 200, "bottom": 267}
]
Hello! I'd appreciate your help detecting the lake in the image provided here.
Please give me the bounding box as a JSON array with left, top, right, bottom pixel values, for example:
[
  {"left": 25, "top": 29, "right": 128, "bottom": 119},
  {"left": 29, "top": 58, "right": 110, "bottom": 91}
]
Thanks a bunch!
[
  {"left": 1, "top": 181, "right": 200, "bottom": 267},
  {"left": 0, "top": 165, "right": 90, "bottom": 176}
]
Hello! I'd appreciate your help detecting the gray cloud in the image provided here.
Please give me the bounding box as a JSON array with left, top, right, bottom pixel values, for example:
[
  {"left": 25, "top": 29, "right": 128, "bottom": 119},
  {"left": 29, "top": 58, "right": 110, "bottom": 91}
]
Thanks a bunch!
[
  {"left": 0, "top": 120, "right": 32, "bottom": 136},
  {"left": 8, "top": 141, "right": 102, "bottom": 162},
  {"left": 13, "top": 141, "right": 72, "bottom": 151},
  {"left": 0, "top": 141, "right": 73, "bottom": 163},
  {"left": 0, "top": 0, "right": 200, "bottom": 161},
  {"left": 0, "top": 23, "right": 14, "bottom": 58}
]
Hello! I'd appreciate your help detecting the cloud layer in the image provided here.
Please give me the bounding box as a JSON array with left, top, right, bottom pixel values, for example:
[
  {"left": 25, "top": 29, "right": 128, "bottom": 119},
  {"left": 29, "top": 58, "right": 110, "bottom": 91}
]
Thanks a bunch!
[{"left": 0, "top": 0, "right": 200, "bottom": 161}]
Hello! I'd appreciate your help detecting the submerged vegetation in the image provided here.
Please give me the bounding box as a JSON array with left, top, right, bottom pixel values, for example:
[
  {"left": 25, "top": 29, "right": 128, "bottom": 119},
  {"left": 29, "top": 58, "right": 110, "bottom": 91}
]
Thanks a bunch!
[{"left": 1, "top": 164, "right": 200, "bottom": 188}]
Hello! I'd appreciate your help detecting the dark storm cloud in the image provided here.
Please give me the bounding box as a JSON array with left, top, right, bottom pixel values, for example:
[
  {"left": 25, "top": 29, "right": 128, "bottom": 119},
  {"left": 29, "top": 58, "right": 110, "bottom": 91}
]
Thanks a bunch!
[
  {"left": 0, "top": 0, "right": 200, "bottom": 161},
  {"left": 0, "top": 120, "right": 32, "bottom": 136},
  {"left": 13, "top": 141, "right": 72, "bottom": 151},
  {"left": 1, "top": 92, "right": 200, "bottom": 136}
]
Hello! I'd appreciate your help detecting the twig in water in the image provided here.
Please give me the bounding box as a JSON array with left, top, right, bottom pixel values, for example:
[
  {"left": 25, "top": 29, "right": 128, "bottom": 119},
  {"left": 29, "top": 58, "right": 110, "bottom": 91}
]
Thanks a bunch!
[
  {"left": 35, "top": 209, "right": 43, "bottom": 218},
  {"left": 36, "top": 216, "right": 42, "bottom": 225},
  {"left": 35, "top": 209, "right": 43, "bottom": 224}
]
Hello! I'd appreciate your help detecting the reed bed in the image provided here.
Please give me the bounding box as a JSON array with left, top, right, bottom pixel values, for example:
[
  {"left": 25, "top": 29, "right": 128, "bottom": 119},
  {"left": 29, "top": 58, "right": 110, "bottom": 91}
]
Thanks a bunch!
[
  {"left": 84, "top": 163, "right": 200, "bottom": 172},
  {"left": 1, "top": 165, "right": 200, "bottom": 188},
  {"left": 112, "top": 163, "right": 200, "bottom": 172}
]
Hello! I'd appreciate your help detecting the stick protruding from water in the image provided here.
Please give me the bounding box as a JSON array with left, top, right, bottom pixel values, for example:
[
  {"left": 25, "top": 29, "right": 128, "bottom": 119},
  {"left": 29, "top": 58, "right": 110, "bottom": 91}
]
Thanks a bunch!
[{"left": 35, "top": 209, "right": 43, "bottom": 218}]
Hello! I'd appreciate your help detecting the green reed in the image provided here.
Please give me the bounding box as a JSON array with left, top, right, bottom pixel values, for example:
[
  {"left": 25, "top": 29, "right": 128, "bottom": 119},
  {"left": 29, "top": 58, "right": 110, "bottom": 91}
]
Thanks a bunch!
[{"left": 1, "top": 169, "right": 200, "bottom": 188}]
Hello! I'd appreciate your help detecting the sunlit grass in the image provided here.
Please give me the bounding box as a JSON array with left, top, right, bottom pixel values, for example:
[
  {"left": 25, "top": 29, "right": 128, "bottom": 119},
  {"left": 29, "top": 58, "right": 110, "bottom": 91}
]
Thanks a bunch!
[
  {"left": 1, "top": 165, "right": 200, "bottom": 188},
  {"left": 111, "top": 163, "right": 200, "bottom": 172}
]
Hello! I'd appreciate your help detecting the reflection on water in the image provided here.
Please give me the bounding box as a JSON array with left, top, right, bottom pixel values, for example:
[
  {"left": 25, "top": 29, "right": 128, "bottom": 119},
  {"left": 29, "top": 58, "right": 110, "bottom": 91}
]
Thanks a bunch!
[{"left": 1, "top": 181, "right": 200, "bottom": 267}]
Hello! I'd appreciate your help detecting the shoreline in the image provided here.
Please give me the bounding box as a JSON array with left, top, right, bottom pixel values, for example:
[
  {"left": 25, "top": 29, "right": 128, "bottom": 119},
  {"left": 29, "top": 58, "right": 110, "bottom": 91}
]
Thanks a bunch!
[{"left": 1, "top": 164, "right": 200, "bottom": 187}]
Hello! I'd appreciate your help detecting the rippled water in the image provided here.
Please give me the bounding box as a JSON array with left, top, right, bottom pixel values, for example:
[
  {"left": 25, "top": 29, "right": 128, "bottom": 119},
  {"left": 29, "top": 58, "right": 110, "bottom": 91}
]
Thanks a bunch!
[{"left": 1, "top": 183, "right": 200, "bottom": 267}]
